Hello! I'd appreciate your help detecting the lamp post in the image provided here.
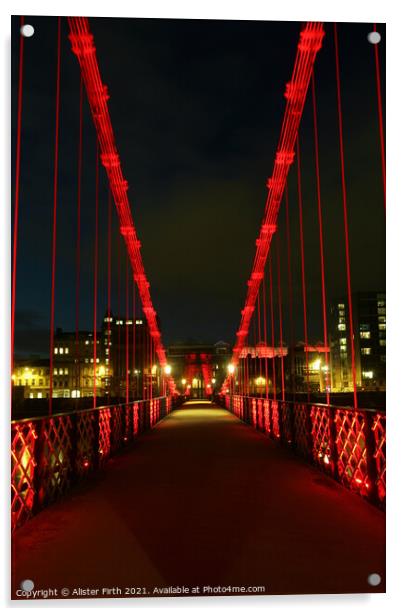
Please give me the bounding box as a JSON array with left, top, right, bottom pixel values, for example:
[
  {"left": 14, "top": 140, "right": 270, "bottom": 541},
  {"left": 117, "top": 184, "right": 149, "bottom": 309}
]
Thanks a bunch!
[{"left": 228, "top": 363, "right": 235, "bottom": 397}]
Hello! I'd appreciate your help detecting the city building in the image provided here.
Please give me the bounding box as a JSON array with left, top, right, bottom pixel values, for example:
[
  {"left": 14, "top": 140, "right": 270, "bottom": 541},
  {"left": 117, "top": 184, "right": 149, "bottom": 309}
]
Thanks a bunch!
[{"left": 329, "top": 292, "right": 386, "bottom": 392}]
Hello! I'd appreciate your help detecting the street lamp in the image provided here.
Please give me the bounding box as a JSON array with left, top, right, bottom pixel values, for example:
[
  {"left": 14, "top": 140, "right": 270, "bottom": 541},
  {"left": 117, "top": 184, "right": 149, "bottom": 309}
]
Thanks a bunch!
[{"left": 227, "top": 363, "right": 235, "bottom": 396}]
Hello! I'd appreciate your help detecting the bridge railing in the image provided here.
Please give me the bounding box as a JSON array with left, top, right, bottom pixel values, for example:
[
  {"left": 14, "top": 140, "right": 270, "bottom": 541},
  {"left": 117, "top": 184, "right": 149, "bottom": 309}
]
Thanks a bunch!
[
  {"left": 11, "top": 395, "right": 183, "bottom": 532},
  {"left": 217, "top": 394, "right": 386, "bottom": 508}
]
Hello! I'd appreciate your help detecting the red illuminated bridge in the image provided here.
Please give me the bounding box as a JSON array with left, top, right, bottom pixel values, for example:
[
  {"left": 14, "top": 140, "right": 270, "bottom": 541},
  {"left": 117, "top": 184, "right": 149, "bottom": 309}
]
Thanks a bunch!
[{"left": 11, "top": 17, "right": 385, "bottom": 597}]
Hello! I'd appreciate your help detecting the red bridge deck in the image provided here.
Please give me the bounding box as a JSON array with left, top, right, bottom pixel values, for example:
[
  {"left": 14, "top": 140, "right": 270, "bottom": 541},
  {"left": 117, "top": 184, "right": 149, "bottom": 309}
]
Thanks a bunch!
[{"left": 12, "top": 401, "right": 385, "bottom": 598}]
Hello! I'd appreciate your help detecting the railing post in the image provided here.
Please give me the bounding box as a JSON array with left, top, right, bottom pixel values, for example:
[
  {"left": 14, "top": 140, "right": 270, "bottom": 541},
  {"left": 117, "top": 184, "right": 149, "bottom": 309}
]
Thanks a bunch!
[
  {"left": 32, "top": 418, "right": 45, "bottom": 515},
  {"left": 69, "top": 412, "right": 79, "bottom": 484},
  {"left": 278, "top": 401, "right": 285, "bottom": 444},
  {"left": 305, "top": 403, "right": 314, "bottom": 462},
  {"left": 92, "top": 408, "right": 100, "bottom": 470},
  {"left": 328, "top": 406, "right": 339, "bottom": 481},
  {"left": 364, "top": 411, "right": 379, "bottom": 505}
]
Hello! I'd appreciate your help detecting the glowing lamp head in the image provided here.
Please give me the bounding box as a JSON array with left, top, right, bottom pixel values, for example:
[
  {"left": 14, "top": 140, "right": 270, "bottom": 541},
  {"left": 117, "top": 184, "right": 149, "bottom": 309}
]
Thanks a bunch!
[
  {"left": 228, "top": 364, "right": 235, "bottom": 375},
  {"left": 164, "top": 364, "right": 172, "bottom": 376},
  {"left": 181, "top": 378, "right": 186, "bottom": 385}
]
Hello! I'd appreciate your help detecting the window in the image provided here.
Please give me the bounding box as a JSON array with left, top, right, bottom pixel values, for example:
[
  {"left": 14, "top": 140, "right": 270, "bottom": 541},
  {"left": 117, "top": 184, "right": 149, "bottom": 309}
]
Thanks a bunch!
[
  {"left": 85, "top": 358, "right": 89, "bottom": 363},
  {"left": 377, "top": 300, "right": 385, "bottom": 308},
  {"left": 361, "top": 348, "right": 371, "bottom": 355},
  {"left": 379, "top": 324, "right": 386, "bottom": 330},
  {"left": 59, "top": 368, "right": 64, "bottom": 375},
  {"left": 360, "top": 332, "right": 371, "bottom": 339},
  {"left": 378, "top": 307, "right": 386, "bottom": 315},
  {"left": 360, "top": 324, "right": 370, "bottom": 331},
  {"left": 53, "top": 368, "right": 58, "bottom": 375},
  {"left": 380, "top": 355, "right": 386, "bottom": 362},
  {"left": 338, "top": 324, "right": 346, "bottom": 331},
  {"left": 362, "top": 371, "right": 374, "bottom": 379},
  {"left": 85, "top": 340, "right": 89, "bottom": 345},
  {"left": 338, "top": 303, "right": 345, "bottom": 309},
  {"left": 340, "top": 338, "right": 347, "bottom": 345},
  {"left": 379, "top": 340, "right": 386, "bottom": 346},
  {"left": 135, "top": 319, "right": 143, "bottom": 325},
  {"left": 54, "top": 348, "right": 58, "bottom": 354},
  {"left": 32, "top": 380, "right": 36, "bottom": 386},
  {"left": 39, "top": 379, "right": 43, "bottom": 385},
  {"left": 59, "top": 348, "right": 64, "bottom": 355},
  {"left": 378, "top": 316, "right": 386, "bottom": 324},
  {"left": 37, "top": 392, "right": 42, "bottom": 399},
  {"left": 65, "top": 347, "right": 69, "bottom": 354}
]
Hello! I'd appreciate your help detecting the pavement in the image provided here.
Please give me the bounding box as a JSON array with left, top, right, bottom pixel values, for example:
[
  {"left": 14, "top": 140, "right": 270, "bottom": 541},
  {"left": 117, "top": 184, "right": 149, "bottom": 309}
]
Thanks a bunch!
[{"left": 12, "top": 400, "right": 385, "bottom": 599}]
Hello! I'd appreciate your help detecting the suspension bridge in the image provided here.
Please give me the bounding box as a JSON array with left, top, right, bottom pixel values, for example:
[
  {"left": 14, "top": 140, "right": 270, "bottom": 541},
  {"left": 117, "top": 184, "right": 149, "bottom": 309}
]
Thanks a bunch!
[{"left": 11, "top": 17, "right": 385, "bottom": 597}]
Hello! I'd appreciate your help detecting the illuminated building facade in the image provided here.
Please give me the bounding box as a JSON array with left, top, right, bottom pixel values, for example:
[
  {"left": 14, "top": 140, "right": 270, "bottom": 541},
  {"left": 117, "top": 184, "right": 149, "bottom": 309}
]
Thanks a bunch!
[{"left": 330, "top": 292, "right": 386, "bottom": 392}]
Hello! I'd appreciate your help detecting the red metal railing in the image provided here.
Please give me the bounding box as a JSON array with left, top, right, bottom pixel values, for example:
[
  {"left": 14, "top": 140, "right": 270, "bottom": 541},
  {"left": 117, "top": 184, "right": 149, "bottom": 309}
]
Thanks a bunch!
[
  {"left": 11, "top": 395, "right": 180, "bottom": 532},
  {"left": 220, "top": 394, "right": 386, "bottom": 508}
]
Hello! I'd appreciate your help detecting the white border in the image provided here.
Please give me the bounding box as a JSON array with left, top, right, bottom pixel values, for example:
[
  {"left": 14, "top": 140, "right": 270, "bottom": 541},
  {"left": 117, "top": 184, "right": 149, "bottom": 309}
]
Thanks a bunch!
[{"left": 1, "top": 1, "right": 401, "bottom": 613}]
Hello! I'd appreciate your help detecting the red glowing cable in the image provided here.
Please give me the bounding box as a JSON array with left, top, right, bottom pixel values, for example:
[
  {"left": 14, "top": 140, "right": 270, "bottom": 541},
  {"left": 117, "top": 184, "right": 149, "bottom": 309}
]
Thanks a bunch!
[
  {"left": 334, "top": 23, "right": 357, "bottom": 408},
  {"left": 11, "top": 16, "right": 25, "bottom": 378},
  {"left": 75, "top": 75, "right": 83, "bottom": 399},
  {"left": 275, "top": 233, "right": 285, "bottom": 402},
  {"left": 269, "top": 259, "right": 277, "bottom": 401},
  {"left": 132, "top": 278, "right": 136, "bottom": 400},
  {"left": 223, "top": 22, "right": 324, "bottom": 394},
  {"left": 373, "top": 24, "right": 386, "bottom": 210},
  {"left": 49, "top": 17, "right": 62, "bottom": 415},
  {"left": 262, "top": 274, "right": 269, "bottom": 399},
  {"left": 296, "top": 136, "right": 310, "bottom": 400},
  {"left": 311, "top": 69, "right": 330, "bottom": 404},
  {"left": 285, "top": 183, "right": 296, "bottom": 400},
  {"left": 67, "top": 17, "right": 175, "bottom": 394},
  {"left": 107, "top": 186, "right": 112, "bottom": 402},
  {"left": 125, "top": 254, "right": 129, "bottom": 404},
  {"left": 93, "top": 140, "right": 99, "bottom": 407}
]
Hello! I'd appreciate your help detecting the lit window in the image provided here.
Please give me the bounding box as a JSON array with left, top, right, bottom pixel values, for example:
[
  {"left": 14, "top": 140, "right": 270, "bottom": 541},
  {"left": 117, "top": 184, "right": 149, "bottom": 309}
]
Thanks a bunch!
[
  {"left": 377, "top": 300, "right": 385, "bottom": 308},
  {"left": 105, "top": 348, "right": 109, "bottom": 355},
  {"left": 135, "top": 319, "right": 143, "bottom": 325},
  {"left": 360, "top": 324, "right": 370, "bottom": 331},
  {"left": 85, "top": 358, "right": 89, "bottom": 363},
  {"left": 59, "top": 368, "right": 64, "bottom": 375},
  {"left": 379, "top": 324, "right": 386, "bottom": 330},
  {"left": 105, "top": 358, "right": 109, "bottom": 365},
  {"left": 54, "top": 348, "right": 58, "bottom": 354},
  {"left": 37, "top": 392, "right": 42, "bottom": 399},
  {"left": 361, "top": 348, "right": 371, "bottom": 355},
  {"left": 53, "top": 368, "right": 58, "bottom": 375},
  {"left": 362, "top": 371, "right": 374, "bottom": 379},
  {"left": 59, "top": 348, "right": 64, "bottom": 355},
  {"left": 96, "top": 358, "right": 100, "bottom": 363},
  {"left": 338, "top": 303, "right": 345, "bottom": 309},
  {"left": 65, "top": 368, "right": 68, "bottom": 375},
  {"left": 65, "top": 348, "right": 69, "bottom": 354},
  {"left": 85, "top": 340, "right": 89, "bottom": 345},
  {"left": 90, "top": 358, "right": 94, "bottom": 363},
  {"left": 360, "top": 332, "right": 371, "bottom": 339},
  {"left": 379, "top": 340, "right": 386, "bottom": 346},
  {"left": 378, "top": 308, "right": 386, "bottom": 315},
  {"left": 338, "top": 324, "right": 346, "bottom": 331},
  {"left": 29, "top": 393, "right": 34, "bottom": 399},
  {"left": 378, "top": 316, "right": 386, "bottom": 324},
  {"left": 340, "top": 338, "right": 347, "bottom": 345},
  {"left": 126, "top": 320, "right": 133, "bottom": 325}
]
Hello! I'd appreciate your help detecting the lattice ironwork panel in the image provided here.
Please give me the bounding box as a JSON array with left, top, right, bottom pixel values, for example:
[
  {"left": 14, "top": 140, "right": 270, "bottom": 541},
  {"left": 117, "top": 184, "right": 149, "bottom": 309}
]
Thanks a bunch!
[
  {"left": 263, "top": 400, "right": 270, "bottom": 434},
  {"left": 111, "top": 406, "right": 124, "bottom": 452},
  {"left": 11, "top": 421, "right": 37, "bottom": 531},
  {"left": 251, "top": 398, "right": 257, "bottom": 428},
  {"left": 335, "top": 409, "right": 369, "bottom": 497},
  {"left": 372, "top": 412, "right": 386, "bottom": 502},
  {"left": 280, "top": 401, "right": 293, "bottom": 444},
  {"left": 133, "top": 403, "right": 139, "bottom": 435},
  {"left": 271, "top": 400, "right": 280, "bottom": 439},
  {"left": 76, "top": 410, "right": 96, "bottom": 476},
  {"left": 256, "top": 399, "right": 263, "bottom": 430},
  {"left": 293, "top": 403, "right": 310, "bottom": 456},
  {"left": 310, "top": 406, "right": 333, "bottom": 473},
  {"left": 99, "top": 409, "right": 111, "bottom": 464},
  {"left": 39, "top": 416, "right": 74, "bottom": 506}
]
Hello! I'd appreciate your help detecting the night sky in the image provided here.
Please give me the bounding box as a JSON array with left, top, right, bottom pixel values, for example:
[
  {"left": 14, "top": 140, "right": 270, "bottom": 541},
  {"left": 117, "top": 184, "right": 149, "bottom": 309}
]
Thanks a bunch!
[{"left": 11, "top": 16, "right": 385, "bottom": 357}]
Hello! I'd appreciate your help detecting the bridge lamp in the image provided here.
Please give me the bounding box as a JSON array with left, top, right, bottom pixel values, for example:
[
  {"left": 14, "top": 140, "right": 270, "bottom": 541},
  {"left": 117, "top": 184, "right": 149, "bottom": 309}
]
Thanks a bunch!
[
  {"left": 181, "top": 378, "right": 186, "bottom": 385},
  {"left": 228, "top": 364, "right": 235, "bottom": 375},
  {"left": 164, "top": 364, "right": 172, "bottom": 376},
  {"left": 212, "top": 378, "right": 216, "bottom": 384}
]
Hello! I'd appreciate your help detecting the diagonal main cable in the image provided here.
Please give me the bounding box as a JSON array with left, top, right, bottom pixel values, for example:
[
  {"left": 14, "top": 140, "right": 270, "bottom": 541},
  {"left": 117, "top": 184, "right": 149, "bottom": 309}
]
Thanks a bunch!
[
  {"left": 225, "top": 22, "right": 325, "bottom": 392},
  {"left": 67, "top": 17, "right": 175, "bottom": 394}
]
